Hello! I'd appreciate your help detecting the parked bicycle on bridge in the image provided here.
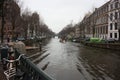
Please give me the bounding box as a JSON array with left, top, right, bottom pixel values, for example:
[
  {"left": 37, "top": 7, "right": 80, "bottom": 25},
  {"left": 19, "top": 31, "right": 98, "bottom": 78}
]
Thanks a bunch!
[{"left": 3, "top": 54, "right": 25, "bottom": 80}]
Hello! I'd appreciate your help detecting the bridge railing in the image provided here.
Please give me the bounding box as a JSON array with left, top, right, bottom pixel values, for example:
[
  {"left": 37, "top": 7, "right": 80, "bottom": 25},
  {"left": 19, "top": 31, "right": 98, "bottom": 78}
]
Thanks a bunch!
[{"left": 15, "top": 49, "right": 54, "bottom": 80}]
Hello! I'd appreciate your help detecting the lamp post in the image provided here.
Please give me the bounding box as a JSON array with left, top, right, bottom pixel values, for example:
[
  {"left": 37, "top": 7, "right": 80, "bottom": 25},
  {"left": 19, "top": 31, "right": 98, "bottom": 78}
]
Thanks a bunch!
[
  {"left": 118, "top": 28, "right": 120, "bottom": 42},
  {"left": 118, "top": 20, "right": 120, "bottom": 41},
  {"left": 0, "top": 0, "right": 5, "bottom": 43}
]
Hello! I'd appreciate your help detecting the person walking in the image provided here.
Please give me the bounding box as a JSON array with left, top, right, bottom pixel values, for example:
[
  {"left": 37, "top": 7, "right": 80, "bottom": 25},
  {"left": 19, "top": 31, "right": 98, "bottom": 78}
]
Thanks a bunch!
[{"left": 7, "top": 37, "right": 10, "bottom": 43}]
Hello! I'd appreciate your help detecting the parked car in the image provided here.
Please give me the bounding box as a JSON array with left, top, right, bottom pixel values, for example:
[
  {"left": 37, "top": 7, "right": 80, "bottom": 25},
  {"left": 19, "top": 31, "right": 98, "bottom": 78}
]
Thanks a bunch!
[
  {"left": 87, "top": 38, "right": 105, "bottom": 43},
  {"left": 17, "top": 37, "right": 25, "bottom": 41},
  {"left": 72, "top": 38, "right": 80, "bottom": 43},
  {"left": 27, "top": 37, "right": 35, "bottom": 40},
  {"left": 84, "top": 37, "right": 90, "bottom": 42},
  {"left": 106, "top": 39, "right": 116, "bottom": 43}
]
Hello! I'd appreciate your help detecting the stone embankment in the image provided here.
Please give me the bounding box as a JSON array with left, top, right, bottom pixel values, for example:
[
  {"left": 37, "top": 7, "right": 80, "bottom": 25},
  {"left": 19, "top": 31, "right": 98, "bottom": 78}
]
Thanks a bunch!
[{"left": 85, "top": 43, "right": 120, "bottom": 51}]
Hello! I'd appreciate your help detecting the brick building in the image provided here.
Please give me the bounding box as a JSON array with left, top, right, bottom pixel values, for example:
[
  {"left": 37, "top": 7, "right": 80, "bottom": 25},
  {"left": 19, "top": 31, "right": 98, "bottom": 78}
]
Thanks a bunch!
[
  {"left": 78, "top": 0, "right": 120, "bottom": 40},
  {"left": 108, "top": 0, "right": 120, "bottom": 40},
  {"left": 94, "top": 2, "right": 109, "bottom": 39}
]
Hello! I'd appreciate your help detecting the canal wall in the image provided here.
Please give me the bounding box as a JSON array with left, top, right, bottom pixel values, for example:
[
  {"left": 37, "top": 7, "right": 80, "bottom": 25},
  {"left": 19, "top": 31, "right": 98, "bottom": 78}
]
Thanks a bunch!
[{"left": 84, "top": 43, "right": 120, "bottom": 51}]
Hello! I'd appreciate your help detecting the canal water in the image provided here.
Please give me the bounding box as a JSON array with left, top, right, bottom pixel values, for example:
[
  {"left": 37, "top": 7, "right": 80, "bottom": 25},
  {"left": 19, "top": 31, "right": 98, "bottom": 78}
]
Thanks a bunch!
[{"left": 37, "top": 38, "right": 120, "bottom": 80}]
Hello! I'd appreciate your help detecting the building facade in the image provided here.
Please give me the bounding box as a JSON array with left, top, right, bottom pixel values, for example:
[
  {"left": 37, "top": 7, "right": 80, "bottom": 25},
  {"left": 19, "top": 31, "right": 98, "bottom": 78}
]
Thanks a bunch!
[
  {"left": 94, "top": 2, "right": 109, "bottom": 40},
  {"left": 79, "top": 0, "right": 120, "bottom": 40},
  {"left": 74, "top": 25, "right": 80, "bottom": 38},
  {"left": 108, "top": 0, "right": 120, "bottom": 40}
]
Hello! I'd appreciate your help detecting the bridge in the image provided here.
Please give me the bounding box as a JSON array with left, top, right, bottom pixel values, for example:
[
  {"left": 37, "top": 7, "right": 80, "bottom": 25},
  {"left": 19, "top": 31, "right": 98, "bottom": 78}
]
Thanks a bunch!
[{"left": 0, "top": 49, "right": 54, "bottom": 80}]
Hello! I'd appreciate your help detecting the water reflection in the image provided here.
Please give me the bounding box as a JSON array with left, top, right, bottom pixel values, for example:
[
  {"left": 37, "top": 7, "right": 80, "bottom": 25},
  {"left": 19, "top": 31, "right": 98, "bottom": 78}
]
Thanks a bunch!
[
  {"left": 78, "top": 47, "right": 120, "bottom": 80},
  {"left": 36, "top": 38, "right": 120, "bottom": 80}
]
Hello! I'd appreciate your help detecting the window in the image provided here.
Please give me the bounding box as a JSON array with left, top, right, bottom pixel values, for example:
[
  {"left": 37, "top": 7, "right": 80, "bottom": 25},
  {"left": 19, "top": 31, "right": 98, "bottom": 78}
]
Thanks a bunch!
[
  {"left": 114, "top": 33, "right": 117, "bottom": 38},
  {"left": 106, "top": 26, "right": 108, "bottom": 34},
  {"left": 110, "top": 13, "right": 113, "bottom": 21},
  {"left": 115, "top": 12, "right": 118, "bottom": 19},
  {"left": 110, "top": 4, "right": 113, "bottom": 10},
  {"left": 110, "top": 23, "right": 113, "bottom": 30},
  {"left": 115, "top": 23, "right": 118, "bottom": 30},
  {"left": 115, "top": 0, "right": 118, "bottom": 1},
  {"left": 102, "top": 26, "right": 104, "bottom": 34},
  {"left": 119, "top": 11, "right": 120, "bottom": 19},
  {"left": 98, "top": 27, "right": 99, "bottom": 34},
  {"left": 110, "top": 33, "right": 112, "bottom": 38},
  {"left": 115, "top": 2, "right": 119, "bottom": 8},
  {"left": 100, "top": 27, "right": 102, "bottom": 34}
]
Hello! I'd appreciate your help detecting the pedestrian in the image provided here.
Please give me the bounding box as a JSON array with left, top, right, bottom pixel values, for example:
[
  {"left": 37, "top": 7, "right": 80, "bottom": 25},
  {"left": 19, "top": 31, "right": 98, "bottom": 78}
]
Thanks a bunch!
[
  {"left": 7, "top": 37, "right": 10, "bottom": 43},
  {"left": 0, "top": 43, "right": 9, "bottom": 70}
]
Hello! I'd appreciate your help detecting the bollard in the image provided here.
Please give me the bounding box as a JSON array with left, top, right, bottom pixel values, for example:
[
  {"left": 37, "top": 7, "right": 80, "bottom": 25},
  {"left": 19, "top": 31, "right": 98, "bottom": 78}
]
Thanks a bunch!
[{"left": 39, "top": 42, "right": 42, "bottom": 51}]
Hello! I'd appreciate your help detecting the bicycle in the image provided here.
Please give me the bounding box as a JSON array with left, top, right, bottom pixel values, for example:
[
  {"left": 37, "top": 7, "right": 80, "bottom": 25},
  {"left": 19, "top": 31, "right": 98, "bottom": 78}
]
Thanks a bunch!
[{"left": 3, "top": 54, "right": 25, "bottom": 80}]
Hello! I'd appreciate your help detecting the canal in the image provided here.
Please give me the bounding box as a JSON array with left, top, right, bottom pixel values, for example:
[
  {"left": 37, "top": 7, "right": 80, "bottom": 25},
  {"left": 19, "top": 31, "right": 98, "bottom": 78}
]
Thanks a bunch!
[{"left": 36, "top": 38, "right": 120, "bottom": 80}]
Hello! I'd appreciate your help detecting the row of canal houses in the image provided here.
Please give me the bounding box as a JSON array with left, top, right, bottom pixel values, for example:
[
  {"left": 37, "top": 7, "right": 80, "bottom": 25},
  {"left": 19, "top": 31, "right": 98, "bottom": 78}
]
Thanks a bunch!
[{"left": 75, "top": 0, "right": 120, "bottom": 41}]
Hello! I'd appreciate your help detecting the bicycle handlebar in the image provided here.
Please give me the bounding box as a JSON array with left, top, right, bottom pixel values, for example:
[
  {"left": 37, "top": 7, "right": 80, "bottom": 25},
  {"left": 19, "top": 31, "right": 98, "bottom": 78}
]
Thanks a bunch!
[{"left": 3, "top": 54, "right": 25, "bottom": 63}]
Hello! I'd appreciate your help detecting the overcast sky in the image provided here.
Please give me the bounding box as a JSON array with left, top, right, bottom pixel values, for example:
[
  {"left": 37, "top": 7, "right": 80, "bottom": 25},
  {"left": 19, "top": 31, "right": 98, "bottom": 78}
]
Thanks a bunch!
[{"left": 21, "top": 0, "right": 109, "bottom": 33}]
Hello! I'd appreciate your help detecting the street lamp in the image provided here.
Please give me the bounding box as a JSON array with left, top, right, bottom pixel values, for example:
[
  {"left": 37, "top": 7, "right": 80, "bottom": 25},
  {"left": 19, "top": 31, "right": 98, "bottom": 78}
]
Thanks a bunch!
[
  {"left": 0, "top": 0, "right": 5, "bottom": 43},
  {"left": 118, "top": 18, "right": 120, "bottom": 41}
]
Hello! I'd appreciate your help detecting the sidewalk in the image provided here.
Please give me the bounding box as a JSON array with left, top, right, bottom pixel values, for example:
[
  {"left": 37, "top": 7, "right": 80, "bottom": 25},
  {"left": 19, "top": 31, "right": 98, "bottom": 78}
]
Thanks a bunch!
[{"left": 0, "top": 62, "right": 7, "bottom": 80}]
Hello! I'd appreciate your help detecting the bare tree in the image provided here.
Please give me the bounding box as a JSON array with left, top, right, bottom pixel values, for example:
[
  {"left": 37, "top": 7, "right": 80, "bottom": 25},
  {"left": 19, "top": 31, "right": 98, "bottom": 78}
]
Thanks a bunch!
[
  {"left": 31, "top": 12, "right": 40, "bottom": 37},
  {"left": 23, "top": 15, "right": 31, "bottom": 39},
  {"left": 5, "top": 0, "right": 21, "bottom": 40},
  {"left": 58, "top": 23, "right": 75, "bottom": 38}
]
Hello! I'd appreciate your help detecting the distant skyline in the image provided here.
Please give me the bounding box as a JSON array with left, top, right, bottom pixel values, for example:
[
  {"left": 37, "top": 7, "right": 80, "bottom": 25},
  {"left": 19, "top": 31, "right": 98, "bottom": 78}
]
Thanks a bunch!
[{"left": 21, "top": 0, "right": 109, "bottom": 33}]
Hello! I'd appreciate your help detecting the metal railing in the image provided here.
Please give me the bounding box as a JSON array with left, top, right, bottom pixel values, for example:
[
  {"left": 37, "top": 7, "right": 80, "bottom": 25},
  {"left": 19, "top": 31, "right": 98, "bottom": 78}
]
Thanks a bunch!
[{"left": 15, "top": 49, "right": 54, "bottom": 80}]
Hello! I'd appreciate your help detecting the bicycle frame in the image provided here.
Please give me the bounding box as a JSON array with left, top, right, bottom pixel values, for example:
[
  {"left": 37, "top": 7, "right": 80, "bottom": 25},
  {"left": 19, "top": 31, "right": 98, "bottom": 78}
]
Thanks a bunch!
[{"left": 3, "top": 54, "right": 24, "bottom": 80}]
